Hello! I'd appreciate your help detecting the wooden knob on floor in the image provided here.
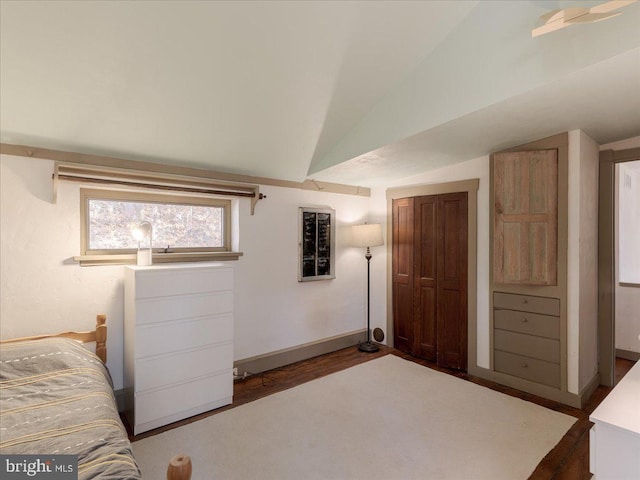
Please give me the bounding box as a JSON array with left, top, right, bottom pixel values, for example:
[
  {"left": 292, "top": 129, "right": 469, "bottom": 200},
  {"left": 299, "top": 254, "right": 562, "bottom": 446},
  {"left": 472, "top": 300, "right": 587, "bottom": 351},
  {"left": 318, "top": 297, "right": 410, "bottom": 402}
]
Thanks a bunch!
[{"left": 167, "top": 454, "right": 192, "bottom": 480}]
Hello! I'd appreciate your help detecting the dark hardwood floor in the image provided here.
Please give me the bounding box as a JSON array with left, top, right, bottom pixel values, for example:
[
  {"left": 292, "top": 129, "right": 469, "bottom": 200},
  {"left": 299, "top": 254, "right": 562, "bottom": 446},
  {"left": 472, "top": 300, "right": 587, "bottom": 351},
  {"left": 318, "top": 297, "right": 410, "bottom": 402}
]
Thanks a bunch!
[{"left": 127, "top": 346, "right": 636, "bottom": 480}]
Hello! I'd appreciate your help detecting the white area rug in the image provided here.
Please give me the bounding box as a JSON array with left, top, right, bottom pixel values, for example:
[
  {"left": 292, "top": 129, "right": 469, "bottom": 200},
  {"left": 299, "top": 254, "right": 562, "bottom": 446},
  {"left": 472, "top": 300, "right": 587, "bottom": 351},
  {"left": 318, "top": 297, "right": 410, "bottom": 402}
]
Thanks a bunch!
[{"left": 133, "top": 355, "right": 575, "bottom": 480}]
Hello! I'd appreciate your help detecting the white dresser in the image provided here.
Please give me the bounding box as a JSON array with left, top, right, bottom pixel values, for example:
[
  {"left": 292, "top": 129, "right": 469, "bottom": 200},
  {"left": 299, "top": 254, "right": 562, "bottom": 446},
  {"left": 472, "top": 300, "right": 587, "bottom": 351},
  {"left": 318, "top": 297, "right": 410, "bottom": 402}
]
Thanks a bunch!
[
  {"left": 124, "top": 263, "right": 234, "bottom": 435},
  {"left": 589, "top": 359, "right": 640, "bottom": 479}
]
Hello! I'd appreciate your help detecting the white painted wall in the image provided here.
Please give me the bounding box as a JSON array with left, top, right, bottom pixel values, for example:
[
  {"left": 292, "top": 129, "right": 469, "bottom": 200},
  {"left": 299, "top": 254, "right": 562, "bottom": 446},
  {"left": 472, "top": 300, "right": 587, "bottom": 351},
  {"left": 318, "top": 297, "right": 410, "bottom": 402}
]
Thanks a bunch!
[
  {"left": 577, "top": 131, "right": 599, "bottom": 391},
  {"left": 0, "top": 154, "right": 371, "bottom": 390},
  {"left": 370, "top": 154, "right": 491, "bottom": 368}
]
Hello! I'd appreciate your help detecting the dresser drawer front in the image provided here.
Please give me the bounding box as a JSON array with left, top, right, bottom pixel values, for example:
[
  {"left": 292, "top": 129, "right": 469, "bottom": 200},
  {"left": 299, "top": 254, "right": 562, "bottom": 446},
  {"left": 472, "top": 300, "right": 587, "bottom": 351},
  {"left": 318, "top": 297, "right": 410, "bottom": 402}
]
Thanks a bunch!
[
  {"left": 494, "top": 350, "right": 560, "bottom": 388},
  {"left": 135, "top": 267, "right": 233, "bottom": 299},
  {"left": 494, "top": 329, "right": 560, "bottom": 363},
  {"left": 494, "top": 309, "right": 560, "bottom": 339},
  {"left": 494, "top": 292, "right": 560, "bottom": 315},
  {"left": 136, "top": 343, "right": 232, "bottom": 392},
  {"left": 135, "top": 292, "right": 233, "bottom": 325},
  {"left": 136, "top": 314, "right": 233, "bottom": 358},
  {"left": 135, "top": 372, "right": 232, "bottom": 426}
]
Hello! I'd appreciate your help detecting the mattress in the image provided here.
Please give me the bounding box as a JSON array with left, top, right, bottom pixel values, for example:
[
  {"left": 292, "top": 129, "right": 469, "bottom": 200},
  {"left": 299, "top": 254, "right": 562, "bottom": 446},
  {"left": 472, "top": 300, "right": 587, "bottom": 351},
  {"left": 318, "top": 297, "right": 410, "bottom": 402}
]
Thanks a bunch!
[{"left": 0, "top": 337, "right": 141, "bottom": 479}]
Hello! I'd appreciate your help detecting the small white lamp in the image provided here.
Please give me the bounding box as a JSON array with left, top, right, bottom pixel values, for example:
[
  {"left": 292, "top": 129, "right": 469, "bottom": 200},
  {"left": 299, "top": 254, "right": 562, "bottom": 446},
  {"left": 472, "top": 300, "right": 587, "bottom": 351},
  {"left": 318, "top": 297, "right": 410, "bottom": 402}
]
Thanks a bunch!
[
  {"left": 131, "top": 221, "right": 153, "bottom": 266},
  {"left": 351, "top": 223, "right": 384, "bottom": 352}
]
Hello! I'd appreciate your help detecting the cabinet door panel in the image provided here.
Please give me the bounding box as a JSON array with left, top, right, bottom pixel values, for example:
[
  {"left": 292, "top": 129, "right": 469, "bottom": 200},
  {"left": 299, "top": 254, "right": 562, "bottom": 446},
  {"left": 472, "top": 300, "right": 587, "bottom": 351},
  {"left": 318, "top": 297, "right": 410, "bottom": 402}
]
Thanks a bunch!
[{"left": 494, "top": 149, "right": 557, "bottom": 285}]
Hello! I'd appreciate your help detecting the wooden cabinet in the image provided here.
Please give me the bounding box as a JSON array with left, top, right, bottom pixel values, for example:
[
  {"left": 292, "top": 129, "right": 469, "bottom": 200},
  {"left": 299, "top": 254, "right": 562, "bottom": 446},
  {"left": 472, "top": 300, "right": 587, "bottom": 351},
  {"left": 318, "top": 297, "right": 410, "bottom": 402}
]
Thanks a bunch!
[
  {"left": 489, "top": 134, "right": 569, "bottom": 403},
  {"left": 493, "top": 292, "right": 561, "bottom": 388},
  {"left": 493, "top": 149, "right": 558, "bottom": 286},
  {"left": 124, "top": 263, "right": 234, "bottom": 435}
]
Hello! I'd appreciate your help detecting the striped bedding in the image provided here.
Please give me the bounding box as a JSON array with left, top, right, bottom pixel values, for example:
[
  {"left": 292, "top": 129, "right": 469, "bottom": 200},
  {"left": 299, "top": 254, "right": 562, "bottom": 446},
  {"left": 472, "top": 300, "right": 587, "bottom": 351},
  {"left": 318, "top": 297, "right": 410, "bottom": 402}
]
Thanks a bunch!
[{"left": 0, "top": 337, "right": 141, "bottom": 479}]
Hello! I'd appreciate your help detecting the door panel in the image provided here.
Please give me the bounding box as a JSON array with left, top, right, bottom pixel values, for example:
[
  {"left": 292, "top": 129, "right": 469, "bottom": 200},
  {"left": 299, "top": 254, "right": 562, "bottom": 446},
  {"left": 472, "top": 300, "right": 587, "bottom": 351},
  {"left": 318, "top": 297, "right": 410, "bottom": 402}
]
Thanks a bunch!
[
  {"left": 493, "top": 149, "right": 557, "bottom": 285},
  {"left": 392, "top": 197, "right": 414, "bottom": 354},
  {"left": 415, "top": 196, "right": 437, "bottom": 360},
  {"left": 437, "top": 193, "right": 468, "bottom": 370}
]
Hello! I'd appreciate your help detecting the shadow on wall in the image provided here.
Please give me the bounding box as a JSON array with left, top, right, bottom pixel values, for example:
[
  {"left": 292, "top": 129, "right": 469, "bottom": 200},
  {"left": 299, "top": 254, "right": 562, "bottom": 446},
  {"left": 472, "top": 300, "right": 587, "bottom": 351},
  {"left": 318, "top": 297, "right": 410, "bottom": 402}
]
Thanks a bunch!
[{"left": 3, "top": 155, "right": 54, "bottom": 204}]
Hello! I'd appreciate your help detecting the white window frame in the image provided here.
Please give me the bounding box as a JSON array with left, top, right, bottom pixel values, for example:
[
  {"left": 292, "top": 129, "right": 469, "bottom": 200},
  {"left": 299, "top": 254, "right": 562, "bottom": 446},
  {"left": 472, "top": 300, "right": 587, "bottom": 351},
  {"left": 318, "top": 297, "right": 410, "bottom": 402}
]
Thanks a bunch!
[{"left": 76, "top": 188, "right": 241, "bottom": 266}]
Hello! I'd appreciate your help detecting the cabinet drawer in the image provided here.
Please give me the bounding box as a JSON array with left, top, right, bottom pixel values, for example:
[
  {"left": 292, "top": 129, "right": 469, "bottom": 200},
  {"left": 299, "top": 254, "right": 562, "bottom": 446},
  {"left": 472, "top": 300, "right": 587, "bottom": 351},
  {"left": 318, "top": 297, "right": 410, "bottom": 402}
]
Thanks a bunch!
[
  {"left": 494, "top": 292, "right": 560, "bottom": 315},
  {"left": 135, "top": 267, "right": 233, "bottom": 298},
  {"left": 136, "top": 343, "right": 232, "bottom": 392},
  {"left": 135, "top": 292, "right": 233, "bottom": 325},
  {"left": 494, "top": 329, "right": 560, "bottom": 363},
  {"left": 135, "top": 372, "right": 232, "bottom": 426},
  {"left": 136, "top": 314, "right": 233, "bottom": 358},
  {"left": 494, "top": 309, "right": 559, "bottom": 339},
  {"left": 494, "top": 350, "right": 560, "bottom": 388}
]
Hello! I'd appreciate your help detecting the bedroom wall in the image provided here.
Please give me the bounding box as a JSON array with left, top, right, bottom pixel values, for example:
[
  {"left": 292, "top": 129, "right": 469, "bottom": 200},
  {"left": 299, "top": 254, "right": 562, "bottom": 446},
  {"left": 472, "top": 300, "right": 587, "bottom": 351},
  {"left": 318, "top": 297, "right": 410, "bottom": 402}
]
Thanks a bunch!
[
  {"left": 568, "top": 130, "right": 599, "bottom": 392},
  {"left": 0, "top": 154, "right": 372, "bottom": 390}
]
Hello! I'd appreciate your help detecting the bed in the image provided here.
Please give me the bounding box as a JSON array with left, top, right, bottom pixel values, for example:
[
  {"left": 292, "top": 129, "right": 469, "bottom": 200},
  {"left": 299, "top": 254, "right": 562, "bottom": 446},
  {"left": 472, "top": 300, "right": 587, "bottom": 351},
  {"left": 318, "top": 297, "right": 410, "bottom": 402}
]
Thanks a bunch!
[{"left": 0, "top": 315, "right": 191, "bottom": 480}]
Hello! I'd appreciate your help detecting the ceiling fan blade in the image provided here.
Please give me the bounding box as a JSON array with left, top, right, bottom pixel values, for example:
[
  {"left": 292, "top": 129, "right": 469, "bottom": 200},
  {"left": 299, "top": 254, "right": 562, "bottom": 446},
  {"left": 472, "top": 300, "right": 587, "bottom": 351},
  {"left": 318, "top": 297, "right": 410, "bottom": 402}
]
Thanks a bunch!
[
  {"left": 567, "top": 11, "right": 622, "bottom": 23},
  {"left": 590, "top": 0, "right": 637, "bottom": 14},
  {"left": 540, "top": 9, "right": 562, "bottom": 22},
  {"left": 532, "top": 20, "right": 569, "bottom": 37}
]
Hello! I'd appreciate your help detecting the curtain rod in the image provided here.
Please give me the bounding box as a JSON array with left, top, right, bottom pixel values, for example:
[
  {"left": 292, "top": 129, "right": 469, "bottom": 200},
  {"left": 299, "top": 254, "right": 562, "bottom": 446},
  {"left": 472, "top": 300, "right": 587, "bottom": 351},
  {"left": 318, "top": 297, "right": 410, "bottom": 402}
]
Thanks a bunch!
[{"left": 56, "top": 174, "right": 261, "bottom": 198}]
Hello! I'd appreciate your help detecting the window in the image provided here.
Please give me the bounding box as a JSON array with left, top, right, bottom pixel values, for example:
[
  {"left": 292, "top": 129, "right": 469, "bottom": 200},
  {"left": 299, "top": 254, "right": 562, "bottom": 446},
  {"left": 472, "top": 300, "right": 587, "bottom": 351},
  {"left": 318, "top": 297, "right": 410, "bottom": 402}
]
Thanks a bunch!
[{"left": 78, "top": 188, "right": 238, "bottom": 265}]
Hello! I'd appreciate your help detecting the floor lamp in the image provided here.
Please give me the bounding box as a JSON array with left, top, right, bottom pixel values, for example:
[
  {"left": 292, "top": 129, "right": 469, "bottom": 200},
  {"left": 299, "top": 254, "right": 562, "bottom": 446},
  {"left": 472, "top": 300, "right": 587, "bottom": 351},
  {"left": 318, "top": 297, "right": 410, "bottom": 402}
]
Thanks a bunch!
[{"left": 351, "top": 223, "right": 384, "bottom": 352}]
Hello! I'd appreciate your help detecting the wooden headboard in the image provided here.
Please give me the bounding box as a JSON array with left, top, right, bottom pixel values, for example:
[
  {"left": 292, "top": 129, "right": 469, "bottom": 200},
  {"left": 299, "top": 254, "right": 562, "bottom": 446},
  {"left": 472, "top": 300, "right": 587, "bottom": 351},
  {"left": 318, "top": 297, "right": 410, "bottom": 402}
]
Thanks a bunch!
[{"left": 0, "top": 314, "right": 107, "bottom": 363}]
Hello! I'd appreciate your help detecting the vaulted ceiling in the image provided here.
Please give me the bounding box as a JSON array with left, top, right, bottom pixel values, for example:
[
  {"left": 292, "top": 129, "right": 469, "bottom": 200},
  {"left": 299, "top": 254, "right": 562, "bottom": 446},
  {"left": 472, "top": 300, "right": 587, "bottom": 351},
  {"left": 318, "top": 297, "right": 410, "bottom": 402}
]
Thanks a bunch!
[{"left": 1, "top": 1, "right": 639, "bottom": 186}]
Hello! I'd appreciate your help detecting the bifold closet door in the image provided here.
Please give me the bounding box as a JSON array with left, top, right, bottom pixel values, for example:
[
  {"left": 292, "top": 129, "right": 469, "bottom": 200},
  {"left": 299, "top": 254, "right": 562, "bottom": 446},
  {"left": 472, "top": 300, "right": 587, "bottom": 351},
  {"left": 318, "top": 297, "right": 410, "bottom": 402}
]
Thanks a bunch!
[{"left": 393, "top": 193, "right": 467, "bottom": 370}]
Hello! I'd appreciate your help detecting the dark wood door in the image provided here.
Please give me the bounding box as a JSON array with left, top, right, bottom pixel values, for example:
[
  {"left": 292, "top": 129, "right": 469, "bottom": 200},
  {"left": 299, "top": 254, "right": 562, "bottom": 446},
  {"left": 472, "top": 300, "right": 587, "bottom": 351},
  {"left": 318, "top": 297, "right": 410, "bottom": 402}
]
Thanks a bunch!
[
  {"left": 392, "top": 197, "right": 414, "bottom": 354},
  {"left": 392, "top": 192, "right": 468, "bottom": 370}
]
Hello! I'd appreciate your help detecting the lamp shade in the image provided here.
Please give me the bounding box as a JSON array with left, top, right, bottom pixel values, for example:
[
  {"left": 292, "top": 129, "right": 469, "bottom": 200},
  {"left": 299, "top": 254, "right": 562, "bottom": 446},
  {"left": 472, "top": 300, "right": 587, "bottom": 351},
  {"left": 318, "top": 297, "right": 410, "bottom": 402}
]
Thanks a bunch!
[{"left": 351, "top": 223, "right": 384, "bottom": 248}]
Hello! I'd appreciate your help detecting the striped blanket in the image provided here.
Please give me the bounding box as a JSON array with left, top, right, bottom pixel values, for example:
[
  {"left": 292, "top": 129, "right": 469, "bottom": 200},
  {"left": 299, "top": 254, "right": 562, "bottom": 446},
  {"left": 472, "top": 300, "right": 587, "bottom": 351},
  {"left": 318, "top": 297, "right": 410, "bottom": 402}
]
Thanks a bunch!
[{"left": 0, "top": 338, "right": 141, "bottom": 479}]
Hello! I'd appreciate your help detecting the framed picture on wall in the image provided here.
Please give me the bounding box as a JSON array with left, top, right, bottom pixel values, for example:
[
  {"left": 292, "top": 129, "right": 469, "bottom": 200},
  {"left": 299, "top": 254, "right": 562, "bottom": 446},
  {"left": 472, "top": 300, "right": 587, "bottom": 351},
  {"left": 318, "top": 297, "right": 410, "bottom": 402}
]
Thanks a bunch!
[{"left": 298, "top": 206, "right": 335, "bottom": 282}]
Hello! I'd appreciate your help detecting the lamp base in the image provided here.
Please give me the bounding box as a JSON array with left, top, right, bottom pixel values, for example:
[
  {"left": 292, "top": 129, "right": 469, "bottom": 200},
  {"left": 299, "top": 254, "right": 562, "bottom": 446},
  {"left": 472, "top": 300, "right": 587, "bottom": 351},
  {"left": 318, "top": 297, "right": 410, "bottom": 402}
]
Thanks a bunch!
[{"left": 358, "top": 341, "right": 380, "bottom": 353}]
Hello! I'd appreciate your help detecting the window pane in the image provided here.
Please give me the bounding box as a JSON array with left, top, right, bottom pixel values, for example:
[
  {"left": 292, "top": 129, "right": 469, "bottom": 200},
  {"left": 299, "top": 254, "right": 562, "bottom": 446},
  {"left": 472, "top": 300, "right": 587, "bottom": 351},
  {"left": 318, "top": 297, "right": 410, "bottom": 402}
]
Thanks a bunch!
[{"left": 88, "top": 199, "right": 224, "bottom": 250}]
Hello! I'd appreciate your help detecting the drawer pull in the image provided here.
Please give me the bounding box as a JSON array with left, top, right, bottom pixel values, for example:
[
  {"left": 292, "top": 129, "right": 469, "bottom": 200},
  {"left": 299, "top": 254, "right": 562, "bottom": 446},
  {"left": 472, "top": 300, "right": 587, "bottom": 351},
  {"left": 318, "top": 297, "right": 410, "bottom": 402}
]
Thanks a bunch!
[
  {"left": 521, "top": 363, "right": 528, "bottom": 368},
  {"left": 522, "top": 299, "right": 528, "bottom": 304},
  {"left": 522, "top": 317, "right": 528, "bottom": 323}
]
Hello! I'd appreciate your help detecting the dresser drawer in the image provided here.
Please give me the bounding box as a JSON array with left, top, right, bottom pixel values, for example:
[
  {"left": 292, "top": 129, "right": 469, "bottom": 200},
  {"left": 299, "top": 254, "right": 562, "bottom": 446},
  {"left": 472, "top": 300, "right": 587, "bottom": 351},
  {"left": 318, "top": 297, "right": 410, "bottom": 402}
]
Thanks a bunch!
[
  {"left": 135, "top": 314, "right": 233, "bottom": 358},
  {"left": 136, "top": 343, "right": 232, "bottom": 392},
  {"left": 135, "top": 266, "right": 233, "bottom": 299},
  {"left": 494, "top": 329, "right": 560, "bottom": 363},
  {"left": 494, "top": 292, "right": 560, "bottom": 316},
  {"left": 135, "top": 291, "right": 233, "bottom": 325},
  {"left": 494, "top": 309, "right": 560, "bottom": 339},
  {"left": 494, "top": 350, "right": 560, "bottom": 388},
  {"left": 135, "top": 372, "right": 232, "bottom": 426}
]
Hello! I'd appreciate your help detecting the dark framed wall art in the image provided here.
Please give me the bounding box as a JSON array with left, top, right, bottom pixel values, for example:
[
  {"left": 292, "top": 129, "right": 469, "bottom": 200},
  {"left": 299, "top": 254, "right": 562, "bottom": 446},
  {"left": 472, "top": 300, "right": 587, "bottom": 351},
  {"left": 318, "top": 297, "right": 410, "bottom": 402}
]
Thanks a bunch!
[{"left": 298, "top": 206, "right": 335, "bottom": 281}]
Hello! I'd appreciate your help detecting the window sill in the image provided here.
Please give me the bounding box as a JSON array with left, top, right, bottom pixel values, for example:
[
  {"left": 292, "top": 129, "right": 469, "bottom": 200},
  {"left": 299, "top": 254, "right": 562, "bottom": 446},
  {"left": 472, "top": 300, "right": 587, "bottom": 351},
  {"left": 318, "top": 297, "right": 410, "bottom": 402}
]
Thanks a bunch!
[{"left": 73, "top": 251, "right": 243, "bottom": 266}]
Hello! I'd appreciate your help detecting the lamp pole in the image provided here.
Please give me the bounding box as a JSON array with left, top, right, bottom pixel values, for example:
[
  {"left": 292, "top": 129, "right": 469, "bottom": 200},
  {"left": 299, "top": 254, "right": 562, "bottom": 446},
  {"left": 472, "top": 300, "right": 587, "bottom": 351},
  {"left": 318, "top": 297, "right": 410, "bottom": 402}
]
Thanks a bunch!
[{"left": 359, "top": 245, "right": 379, "bottom": 352}]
